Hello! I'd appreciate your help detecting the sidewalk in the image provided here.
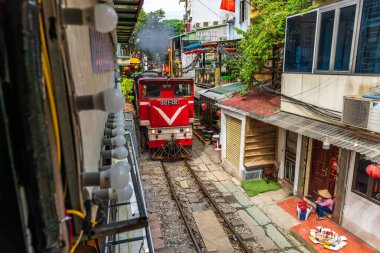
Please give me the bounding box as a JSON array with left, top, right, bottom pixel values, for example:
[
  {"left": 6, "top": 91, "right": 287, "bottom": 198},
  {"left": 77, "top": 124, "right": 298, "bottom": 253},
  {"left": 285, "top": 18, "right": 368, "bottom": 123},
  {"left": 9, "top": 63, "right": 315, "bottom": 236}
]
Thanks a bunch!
[{"left": 198, "top": 138, "right": 377, "bottom": 253}]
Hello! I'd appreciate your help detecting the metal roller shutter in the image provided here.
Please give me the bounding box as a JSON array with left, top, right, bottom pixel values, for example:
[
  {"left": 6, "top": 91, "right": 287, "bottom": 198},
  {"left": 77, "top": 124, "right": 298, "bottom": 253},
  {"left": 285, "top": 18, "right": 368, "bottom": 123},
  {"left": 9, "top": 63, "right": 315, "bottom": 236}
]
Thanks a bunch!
[{"left": 226, "top": 115, "right": 242, "bottom": 169}]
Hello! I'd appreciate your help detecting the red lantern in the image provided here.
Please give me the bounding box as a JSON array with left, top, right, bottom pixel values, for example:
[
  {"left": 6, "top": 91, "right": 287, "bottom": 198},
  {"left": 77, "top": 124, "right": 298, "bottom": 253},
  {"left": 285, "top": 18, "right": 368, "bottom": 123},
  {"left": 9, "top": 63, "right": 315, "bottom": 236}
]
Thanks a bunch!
[
  {"left": 366, "top": 164, "right": 380, "bottom": 179},
  {"left": 124, "top": 66, "right": 131, "bottom": 71},
  {"left": 201, "top": 103, "right": 207, "bottom": 111},
  {"left": 217, "top": 110, "right": 221, "bottom": 118},
  {"left": 164, "top": 65, "right": 169, "bottom": 73}
]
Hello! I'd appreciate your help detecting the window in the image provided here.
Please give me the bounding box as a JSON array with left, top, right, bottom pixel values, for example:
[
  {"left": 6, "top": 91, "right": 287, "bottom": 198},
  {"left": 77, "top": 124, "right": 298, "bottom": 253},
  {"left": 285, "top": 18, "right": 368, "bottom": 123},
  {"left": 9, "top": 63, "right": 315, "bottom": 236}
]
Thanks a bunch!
[
  {"left": 142, "top": 84, "right": 160, "bottom": 98},
  {"left": 352, "top": 153, "right": 380, "bottom": 205},
  {"left": 284, "top": 12, "right": 317, "bottom": 72},
  {"left": 174, "top": 84, "right": 192, "bottom": 97},
  {"left": 334, "top": 5, "right": 356, "bottom": 71},
  {"left": 355, "top": 0, "right": 380, "bottom": 74},
  {"left": 240, "top": 0, "right": 246, "bottom": 23},
  {"left": 317, "top": 11, "right": 335, "bottom": 71}
]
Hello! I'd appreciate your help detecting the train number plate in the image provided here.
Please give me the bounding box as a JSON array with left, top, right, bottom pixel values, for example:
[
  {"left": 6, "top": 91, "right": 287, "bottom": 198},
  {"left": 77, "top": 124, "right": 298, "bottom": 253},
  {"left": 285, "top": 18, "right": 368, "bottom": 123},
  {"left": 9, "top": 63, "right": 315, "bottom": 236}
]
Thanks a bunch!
[{"left": 160, "top": 100, "right": 179, "bottom": 105}]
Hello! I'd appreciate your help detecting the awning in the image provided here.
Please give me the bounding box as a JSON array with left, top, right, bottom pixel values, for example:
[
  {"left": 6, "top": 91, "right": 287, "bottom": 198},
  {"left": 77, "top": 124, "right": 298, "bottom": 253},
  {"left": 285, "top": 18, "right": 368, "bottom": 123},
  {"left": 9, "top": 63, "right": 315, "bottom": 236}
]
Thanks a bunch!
[
  {"left": 194, "top": 86, "right": 206, "bottom": 99},
  {"left": 115, "top": 0, "right": 144, "bottom": 43},
  {"left": 217, "top": 104, "right": 380, "bottom": 163},
  {"left": 183, "top": 42, "right": 202, "bottom": 51}
]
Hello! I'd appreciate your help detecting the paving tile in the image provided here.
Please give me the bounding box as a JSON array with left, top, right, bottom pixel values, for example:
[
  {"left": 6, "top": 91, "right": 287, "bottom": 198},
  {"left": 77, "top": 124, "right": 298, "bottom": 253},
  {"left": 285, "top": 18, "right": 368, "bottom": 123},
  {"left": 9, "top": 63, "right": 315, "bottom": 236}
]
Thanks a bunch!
[
  {"left": 238, "top": 233, "right": 254, "bottom": 241},
  {"left": 221, "top": 180, "right": 240, "bottom": 193},
  {"left": 179, "top": 180, "right": 189, "bottom": 188},
  {"left": 198, "top": 163, "right": 209, "bottom": 172},
  {"left": 205, "top": 171, "right": 218, "bottom": 181},
  {"left": 238, "top": 210, "right": 277, "bottom": 250},
  {"left": 207, "top": 163, "right": 219, "bottom": 171},
  {"left": 212, "top": 170, "right": 230, "bottom": 181},
  {"left": 233, "top": 191, "right": 253, "bottom": 207},
  {"left": 214, "top": 182, "right": 229, "bottom": 193},
  {"left": 231, "top": 177, "right": 241, "bottom": 186},
  {"left": 284, "top": 249, "right": 300, "bottom": 253},
  {"left": 193, "top": 210, "right": 234, "bottom": 253},
  {"left": 246, "top": 206, "right": 271, "bottom": 225},
  {"left": 265, "top": 224, "right": 292, "bottom": 249},
  {"left": 200, "top": 154, "right": 213, "bottom": 165},
  {"left": 259, "top": 203, "right": 300, "bottom": 230}
]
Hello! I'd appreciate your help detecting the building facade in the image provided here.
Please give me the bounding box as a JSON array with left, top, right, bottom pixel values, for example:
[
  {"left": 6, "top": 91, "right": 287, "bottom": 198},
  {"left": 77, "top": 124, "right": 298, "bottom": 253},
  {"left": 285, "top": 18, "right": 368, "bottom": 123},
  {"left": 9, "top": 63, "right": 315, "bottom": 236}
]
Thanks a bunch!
[{"left": 218, "top": 0, "right": 380, "bottom": 250}]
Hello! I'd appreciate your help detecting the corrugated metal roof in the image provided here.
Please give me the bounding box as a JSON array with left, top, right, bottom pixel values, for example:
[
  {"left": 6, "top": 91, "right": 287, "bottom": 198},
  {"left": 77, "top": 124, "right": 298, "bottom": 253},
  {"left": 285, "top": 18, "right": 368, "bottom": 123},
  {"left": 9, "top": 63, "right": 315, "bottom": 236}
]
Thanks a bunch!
[
  {"left": 210, "top": 82, "right": 245, "bottom": 94},
  {"left": 218, "top": 103, "right": 380, "bottom": 163},
  {"left": 199, "top": 82, "right": 245, "bottom": 101},
  {"left": 262, "top": 112, "right": 380, "bottom": 163}
]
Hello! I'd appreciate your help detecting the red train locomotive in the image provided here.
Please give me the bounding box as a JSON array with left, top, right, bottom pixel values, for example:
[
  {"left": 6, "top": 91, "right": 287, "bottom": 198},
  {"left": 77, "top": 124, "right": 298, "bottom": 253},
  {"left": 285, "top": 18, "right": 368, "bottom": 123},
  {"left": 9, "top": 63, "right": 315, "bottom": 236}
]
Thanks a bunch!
[{"left": 136, "top": 75, "right": 194, "bottom": 159}]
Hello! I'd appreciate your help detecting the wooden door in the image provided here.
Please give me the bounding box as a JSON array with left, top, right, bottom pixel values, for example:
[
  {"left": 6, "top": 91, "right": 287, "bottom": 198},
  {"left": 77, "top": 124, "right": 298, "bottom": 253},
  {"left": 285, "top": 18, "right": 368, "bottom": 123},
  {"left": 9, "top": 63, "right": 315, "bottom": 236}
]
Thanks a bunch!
[
  {"left": 226, "top": 115, "right": 241, "bottom": 169},
  {"left": 308, "top": 139, "right": 339, "bottom": 199}
]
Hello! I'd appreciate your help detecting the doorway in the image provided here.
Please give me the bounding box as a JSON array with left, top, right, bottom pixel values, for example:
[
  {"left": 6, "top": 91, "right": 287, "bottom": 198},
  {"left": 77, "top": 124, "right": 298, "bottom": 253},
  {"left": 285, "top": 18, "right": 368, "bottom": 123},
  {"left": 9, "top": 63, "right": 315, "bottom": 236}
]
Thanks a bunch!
[
  {"left": 308, "top": 139, "right": 339, "bottom": 200},
  {"left": 284, "top": 131, "right": 297, "bottom": 184}
]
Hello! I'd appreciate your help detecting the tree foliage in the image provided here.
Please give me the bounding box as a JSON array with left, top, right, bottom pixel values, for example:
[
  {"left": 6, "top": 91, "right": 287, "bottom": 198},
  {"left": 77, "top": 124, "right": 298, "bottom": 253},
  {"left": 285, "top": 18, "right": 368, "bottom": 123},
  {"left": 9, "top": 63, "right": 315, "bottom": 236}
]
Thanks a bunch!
[
  {"left": 120, "top": 77, "right": 134, "bottom": 101},
  {"left": 236, "top": 0, "right": 315, "bottom": 87},
  {"left": 163, "top": 19, "right": 185, "bottom": 35}
]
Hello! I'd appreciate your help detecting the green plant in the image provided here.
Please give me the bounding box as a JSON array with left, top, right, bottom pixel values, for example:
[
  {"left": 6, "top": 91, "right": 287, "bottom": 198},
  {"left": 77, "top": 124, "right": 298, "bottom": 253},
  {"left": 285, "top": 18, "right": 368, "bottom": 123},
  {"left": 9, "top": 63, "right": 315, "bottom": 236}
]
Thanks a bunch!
[
  {"left": 120, "top": 77, "right": 134, "bottom": 101},
  {"left": 236, "top": 0, "right": 315, "bottom": 88}
]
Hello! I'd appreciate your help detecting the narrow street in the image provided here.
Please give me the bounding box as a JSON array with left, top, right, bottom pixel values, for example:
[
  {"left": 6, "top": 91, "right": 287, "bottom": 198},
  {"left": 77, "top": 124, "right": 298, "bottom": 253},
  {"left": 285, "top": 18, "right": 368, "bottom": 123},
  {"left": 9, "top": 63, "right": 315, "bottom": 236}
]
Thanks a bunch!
[{"left": 141, "top": 137, "right": 310, "bottom": 253}]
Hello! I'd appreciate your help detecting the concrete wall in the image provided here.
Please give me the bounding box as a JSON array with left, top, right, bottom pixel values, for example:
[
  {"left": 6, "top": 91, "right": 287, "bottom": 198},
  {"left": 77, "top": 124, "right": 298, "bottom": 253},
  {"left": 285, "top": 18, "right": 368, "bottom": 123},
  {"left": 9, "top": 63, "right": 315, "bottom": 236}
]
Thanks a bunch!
[
  {"left": 190, "top": 0, "right": 225, "bottom": 27},
  {"left": 281, "top": 73, "right": 380, "bottom": 121},
  {"left": 342, "top": 151, "right": 380, "bottom": 251},
  {"left": 227, "top": 0, "right": 250, "bottom": 40},
  {"left": 65, "top": 0, "right": 115, "bottom": 172}
]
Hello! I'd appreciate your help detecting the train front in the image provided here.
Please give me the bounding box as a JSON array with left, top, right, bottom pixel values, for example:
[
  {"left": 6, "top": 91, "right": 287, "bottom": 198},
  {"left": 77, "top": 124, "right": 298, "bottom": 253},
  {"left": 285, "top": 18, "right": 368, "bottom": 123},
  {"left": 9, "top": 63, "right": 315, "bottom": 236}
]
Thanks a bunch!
[{"left": 138, "top": 77, "right": 194, "bottom": 159}]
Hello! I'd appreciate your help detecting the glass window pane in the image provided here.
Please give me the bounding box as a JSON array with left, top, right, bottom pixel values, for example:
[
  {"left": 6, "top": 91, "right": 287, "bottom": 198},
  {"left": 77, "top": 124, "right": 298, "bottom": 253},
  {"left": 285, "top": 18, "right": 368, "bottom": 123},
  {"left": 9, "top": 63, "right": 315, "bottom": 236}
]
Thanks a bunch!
[
  {"left": 174, "top": 84, "right": 191, "bottom": 97},
  {"left": 355, "top": 0, "right": 380, "bottom": 74},
  {"left": 317, "top": 11, "right": 335, "bottom": 71},
  {"left": 142, "top": 85, "right": 160, "bottom": 98},
  {"left": 334, "top": 5, "right": 356, "bottom": 71},
  {"left": 284, "top": 12, "right": 317, "bottom": 72},
  {"left": 353, "top": 154, "right": 371, "bottom": 194}
]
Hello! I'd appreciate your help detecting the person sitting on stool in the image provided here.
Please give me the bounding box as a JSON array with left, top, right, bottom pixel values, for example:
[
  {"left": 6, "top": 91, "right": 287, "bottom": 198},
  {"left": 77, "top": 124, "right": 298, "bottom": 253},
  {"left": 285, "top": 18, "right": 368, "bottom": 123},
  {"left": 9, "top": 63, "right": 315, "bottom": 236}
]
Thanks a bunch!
[{"left": 314, "top": 189, "right": 333, "bottom": 221}]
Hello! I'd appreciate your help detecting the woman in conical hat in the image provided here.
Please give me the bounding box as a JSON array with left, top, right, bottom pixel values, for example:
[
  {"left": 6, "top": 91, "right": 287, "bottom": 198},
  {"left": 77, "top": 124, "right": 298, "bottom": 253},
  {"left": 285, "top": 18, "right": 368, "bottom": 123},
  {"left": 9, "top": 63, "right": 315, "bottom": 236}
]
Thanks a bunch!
[{"left": 314, "top": 189, "right": 333, "bottom": 221}]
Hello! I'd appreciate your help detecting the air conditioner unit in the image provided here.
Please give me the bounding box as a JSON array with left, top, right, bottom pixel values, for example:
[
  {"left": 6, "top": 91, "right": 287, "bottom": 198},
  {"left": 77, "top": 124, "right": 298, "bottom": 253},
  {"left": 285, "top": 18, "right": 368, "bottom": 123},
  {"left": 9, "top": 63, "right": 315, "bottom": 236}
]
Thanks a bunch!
[
  {"left": 194, "top": 22, "right": 200, "bottom": 28},
  {"left": 342, "top": 96, "right": 380, "bottom": 133},
  {"left": 243, "top": 168, "right": 262, "bottom": 181},
  {"left": 203, "top": 21, "right": 209, "bottom": 27},
  {"left": 213, "top": 21, "right": 219, "bottom": 26}
]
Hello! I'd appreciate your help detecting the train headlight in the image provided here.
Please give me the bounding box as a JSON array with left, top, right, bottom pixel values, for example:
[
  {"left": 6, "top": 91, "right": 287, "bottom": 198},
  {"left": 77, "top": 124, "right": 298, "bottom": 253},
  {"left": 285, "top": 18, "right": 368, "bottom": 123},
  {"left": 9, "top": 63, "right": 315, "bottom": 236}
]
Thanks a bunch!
[
  {"left": 185, "top": 128, "right": 190, "bottom": 133},
  {"left": 151, "top": 129, "right": 156, "bottom": 134}
]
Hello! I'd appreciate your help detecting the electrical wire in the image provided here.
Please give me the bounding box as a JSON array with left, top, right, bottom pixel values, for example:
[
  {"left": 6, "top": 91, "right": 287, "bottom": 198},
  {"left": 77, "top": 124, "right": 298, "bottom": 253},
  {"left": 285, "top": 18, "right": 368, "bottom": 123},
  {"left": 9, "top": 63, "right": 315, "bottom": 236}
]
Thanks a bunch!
[
  {"left": 70, "top": 230, "right": 83, "bottom": 253},
  {"left": 66, "top": 209, "right": 98, "bottom": 225},
  {"left": 38, "top": 1, "right": 62, "bottom": 169}
]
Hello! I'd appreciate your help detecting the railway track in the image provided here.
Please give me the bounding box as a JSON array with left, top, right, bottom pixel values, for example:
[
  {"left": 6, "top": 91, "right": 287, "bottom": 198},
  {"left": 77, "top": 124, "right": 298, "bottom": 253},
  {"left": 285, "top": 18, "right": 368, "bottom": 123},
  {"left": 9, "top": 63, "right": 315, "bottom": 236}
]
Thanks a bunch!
[{"left": 160, "top": 159, "right": 253, "bottom": 253}]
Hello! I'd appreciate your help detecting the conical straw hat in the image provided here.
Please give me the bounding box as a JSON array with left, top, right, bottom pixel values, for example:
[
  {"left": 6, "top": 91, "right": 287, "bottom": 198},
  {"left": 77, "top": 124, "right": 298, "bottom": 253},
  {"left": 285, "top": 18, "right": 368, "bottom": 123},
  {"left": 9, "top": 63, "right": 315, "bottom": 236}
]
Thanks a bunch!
[{"left": 318, "top": 189, "right": 332, "bottom": 199}]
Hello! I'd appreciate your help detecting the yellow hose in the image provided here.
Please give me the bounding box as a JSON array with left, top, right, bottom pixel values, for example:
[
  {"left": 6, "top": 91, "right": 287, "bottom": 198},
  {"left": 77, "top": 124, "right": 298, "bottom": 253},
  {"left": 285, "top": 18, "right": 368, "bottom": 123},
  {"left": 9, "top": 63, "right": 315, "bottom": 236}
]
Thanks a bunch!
[
  {"left": 70, "top": 230, "right": 83, "bottom": 253},
  {"left": 66, "top": 209, "right": 98, "bottom": 225},
  {"left": 38, "top": 1, "right": 61, "bottom": 168}
]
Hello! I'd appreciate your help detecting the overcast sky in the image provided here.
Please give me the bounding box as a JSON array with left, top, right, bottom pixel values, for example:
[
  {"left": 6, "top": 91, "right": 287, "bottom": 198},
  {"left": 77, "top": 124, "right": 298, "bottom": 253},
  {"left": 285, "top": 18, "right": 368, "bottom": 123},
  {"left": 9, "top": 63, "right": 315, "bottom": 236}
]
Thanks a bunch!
[{"left": 143, "top": 0, "right": 185, "bottom": 20}]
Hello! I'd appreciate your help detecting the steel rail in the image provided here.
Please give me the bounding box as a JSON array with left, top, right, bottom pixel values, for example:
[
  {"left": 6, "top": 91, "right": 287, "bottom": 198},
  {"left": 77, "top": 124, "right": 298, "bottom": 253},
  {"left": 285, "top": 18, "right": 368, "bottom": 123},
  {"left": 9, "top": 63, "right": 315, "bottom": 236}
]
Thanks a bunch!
[
  {"left": 160, "top": 161, "right": 202, "bottom": 253},
  {"left": 183, "top": 160, "right": 251, "bottom": 253}
]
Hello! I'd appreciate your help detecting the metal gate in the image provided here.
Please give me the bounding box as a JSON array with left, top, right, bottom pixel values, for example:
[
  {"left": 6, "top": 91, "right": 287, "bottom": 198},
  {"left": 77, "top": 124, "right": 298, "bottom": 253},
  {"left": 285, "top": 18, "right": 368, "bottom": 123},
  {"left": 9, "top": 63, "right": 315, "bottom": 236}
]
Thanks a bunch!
[{"left": 226, "top": 115, "right": 241, "bottom": 169}]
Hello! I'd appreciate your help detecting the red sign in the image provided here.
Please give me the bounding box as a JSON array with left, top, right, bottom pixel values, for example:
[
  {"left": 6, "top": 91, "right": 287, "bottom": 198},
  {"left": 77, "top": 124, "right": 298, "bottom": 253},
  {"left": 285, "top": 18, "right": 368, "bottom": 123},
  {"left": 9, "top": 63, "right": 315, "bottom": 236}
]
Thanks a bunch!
[{"left": 220, "top": 0, "right": 235, "bottom": 12}]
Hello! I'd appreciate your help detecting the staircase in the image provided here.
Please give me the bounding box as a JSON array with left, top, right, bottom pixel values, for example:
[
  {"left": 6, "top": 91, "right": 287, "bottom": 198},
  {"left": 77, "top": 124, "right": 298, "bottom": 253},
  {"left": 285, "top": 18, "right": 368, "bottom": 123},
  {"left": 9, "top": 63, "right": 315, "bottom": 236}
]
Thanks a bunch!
[{"left": 244, "top": 120, "right": 277, "bottom": 168}]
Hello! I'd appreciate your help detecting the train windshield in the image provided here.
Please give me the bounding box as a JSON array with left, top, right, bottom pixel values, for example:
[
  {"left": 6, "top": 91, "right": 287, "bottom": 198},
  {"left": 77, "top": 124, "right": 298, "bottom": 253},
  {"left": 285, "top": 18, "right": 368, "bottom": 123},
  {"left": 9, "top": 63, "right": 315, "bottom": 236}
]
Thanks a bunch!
[
  {"left": 174, "top": 84, "right": 192, "bottom": 97},
  {"left": 142, "top": 84, "right": 160, "bottom": 98}
]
